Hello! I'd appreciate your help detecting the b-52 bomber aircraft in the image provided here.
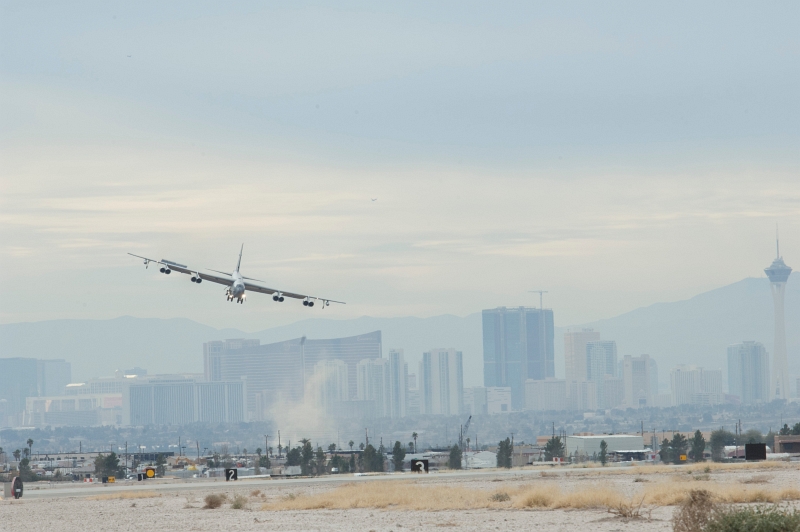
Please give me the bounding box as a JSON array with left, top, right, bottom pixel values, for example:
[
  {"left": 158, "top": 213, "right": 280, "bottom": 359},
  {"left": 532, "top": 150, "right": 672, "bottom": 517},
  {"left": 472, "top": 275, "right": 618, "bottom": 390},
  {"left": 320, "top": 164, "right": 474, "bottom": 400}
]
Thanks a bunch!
[{"left": 128, "top": 245, "right": 344, "bottom": 307}]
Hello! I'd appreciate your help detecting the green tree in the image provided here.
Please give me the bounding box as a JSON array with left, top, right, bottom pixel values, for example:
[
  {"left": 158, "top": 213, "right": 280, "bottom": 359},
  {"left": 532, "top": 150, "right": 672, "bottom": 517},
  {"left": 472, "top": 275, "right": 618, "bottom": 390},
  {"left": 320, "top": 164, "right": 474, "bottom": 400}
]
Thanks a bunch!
[
  {"left": 709, "top": 429, "right": 735, "bottom": 461},
  {"left": 392, "top": 441, "right": 406, "bottom": 472},
  {"left": 328, "top": 443, "right": 337, "bottom": 453},
  {"left": 349, "top": 453, "right": 356, "bottom": 473},
  {"left": 315, "top": 446, "right": 325, "bottom": 475},
  {"left": 599, "top": 440, "right": 608, "bottom": 466},
  {"left": 792, "top": 423, "right": 800, "bottom": 435},
  {"left": 412, "top": 432, "right": 418, "bottom": 453},
  {"left": 259, "top": 454, "right": 271, "bottom": 469},
  {"left": 348, "top": 440, "right": 354, "bottom": 451},
  {"left": 254, "top": 448, "right": 262, "bottom": 475},
  {"left": 671, "top": 433, "right": 689, "bottom": 464},
  {"left": 779, "top": 424, "right": 791, "bottom": 435},
  {"left": 448, "top": 444, "right": 463, "bottom": 469},
  {"left": 744, "top": 429, "right": 763, "bottom": 444},
  {"left": 689, "top": 430, "right": 706, "bottom": 462},
  {"left": 658, "top": 438, "right": 672, "bottom": 463},
  {"left": 18, "top": 458, "right": 38, "bottom": 482},
  {"left": 95, "top": 452, "right": 124, "bottom": 478},
  {"left": 496, "top": 438, "right": 512, "bottom": 468},
  {"left": 300, "top": 440, "right": 314, "bottom": 475},
  {"left": 286, "top": 446, "right": 301, "bottom": 466},
  {"left": 544, "top": 436, "right": 564, "bottom": 462},
  {"left": 13, "top": 449, "right": 21, "bottom": 462},
  {"left": 362, "top": 444, "right": 383, "bottom": 472},
  {"left": 155, "top": 453, "right": 166, "bottom": 477},
  {"left": 26, "top": 439, "right": 33, "bottom": 458}
]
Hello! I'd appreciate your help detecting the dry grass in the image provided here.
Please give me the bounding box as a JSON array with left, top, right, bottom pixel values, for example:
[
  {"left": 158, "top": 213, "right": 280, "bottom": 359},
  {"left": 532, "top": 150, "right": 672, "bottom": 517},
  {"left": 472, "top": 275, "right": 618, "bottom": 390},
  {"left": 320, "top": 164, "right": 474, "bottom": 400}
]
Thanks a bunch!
[
  {"left": 741, "top": 474, "right": 770, "bottom": 484},
  {"left": 88, "top": 491, "right": 160, "bottom": 500},
  {"left": 642, "top": 481, "right": 800, "bottom": 506},
  {"left": 261, "top": 475, "right": 800, "bottom": 514}
]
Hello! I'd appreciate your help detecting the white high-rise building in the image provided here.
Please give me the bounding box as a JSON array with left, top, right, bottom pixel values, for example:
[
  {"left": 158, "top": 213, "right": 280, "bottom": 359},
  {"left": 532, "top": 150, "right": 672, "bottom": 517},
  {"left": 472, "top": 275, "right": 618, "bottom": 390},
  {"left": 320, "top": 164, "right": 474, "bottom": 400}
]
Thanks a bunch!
[
  {"left": 728, "top": 341, "right": 770, "bottom": 405},
  {"left": 564, "top": 329, "right": 601, "bottom": 384},
  {"left": 765, "top": 237, "right": 792, "bottom": 400},
  {"left": 622, "top": 355, "right": 659, "bottom": 408},
  {"left": 387, "top": 349, "right": 407, "bottom": 418},
  {"left": 671, "top": 365, "right": 723, "bottom": 406},
  {"left": 420, "top": 348, "right": 463, "bottom": 415},
  {"left": 524, "top": 378, "right": 567, "bottom": 411},
  {"left": 312, "top": 359, "right": 348, "bottom": 411},
  {"left": 586, "top": 340, "right": 618, "bottom": 408},
  {"left": 356, "top": 358, "right": 391, "bottom": 417}
]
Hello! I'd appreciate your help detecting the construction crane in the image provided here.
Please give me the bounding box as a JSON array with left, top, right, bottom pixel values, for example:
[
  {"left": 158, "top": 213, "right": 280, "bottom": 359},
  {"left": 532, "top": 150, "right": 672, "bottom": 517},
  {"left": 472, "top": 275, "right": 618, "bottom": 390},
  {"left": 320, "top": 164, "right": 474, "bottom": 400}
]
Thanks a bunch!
[{"left": 459, "top": 415, "right": 472, "bottom": 451}]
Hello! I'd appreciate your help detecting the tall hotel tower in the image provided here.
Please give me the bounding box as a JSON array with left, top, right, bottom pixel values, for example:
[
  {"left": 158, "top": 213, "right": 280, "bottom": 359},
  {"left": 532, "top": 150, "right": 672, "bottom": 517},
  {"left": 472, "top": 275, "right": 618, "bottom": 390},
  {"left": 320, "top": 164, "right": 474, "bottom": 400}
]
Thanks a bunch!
[{"left": 764, "top": 236, "right": 792, "bottom": 400}]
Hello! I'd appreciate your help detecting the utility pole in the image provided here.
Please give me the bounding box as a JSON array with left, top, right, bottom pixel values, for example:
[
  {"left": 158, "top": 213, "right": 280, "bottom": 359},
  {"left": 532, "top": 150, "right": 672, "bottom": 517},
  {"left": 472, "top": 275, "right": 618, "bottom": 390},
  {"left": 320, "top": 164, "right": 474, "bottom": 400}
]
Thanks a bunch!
[{"left": 365, "top": 428, "right": 369, "bottom": 447}]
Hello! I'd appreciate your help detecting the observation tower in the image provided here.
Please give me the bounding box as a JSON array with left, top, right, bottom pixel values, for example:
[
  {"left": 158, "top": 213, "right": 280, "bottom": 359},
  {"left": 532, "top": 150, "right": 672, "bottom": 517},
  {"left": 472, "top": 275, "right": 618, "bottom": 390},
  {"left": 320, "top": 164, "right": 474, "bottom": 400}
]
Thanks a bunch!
[{"left": 764, "top": 235, "right": 792, "bottom": 401}]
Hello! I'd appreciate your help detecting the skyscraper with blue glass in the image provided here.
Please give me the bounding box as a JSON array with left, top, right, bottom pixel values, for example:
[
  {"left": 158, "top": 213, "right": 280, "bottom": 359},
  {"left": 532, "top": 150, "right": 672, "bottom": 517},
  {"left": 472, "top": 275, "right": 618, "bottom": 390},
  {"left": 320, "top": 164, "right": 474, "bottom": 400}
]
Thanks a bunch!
[{"left": 482, "top": 306, "right": 555, "bottom": 410}]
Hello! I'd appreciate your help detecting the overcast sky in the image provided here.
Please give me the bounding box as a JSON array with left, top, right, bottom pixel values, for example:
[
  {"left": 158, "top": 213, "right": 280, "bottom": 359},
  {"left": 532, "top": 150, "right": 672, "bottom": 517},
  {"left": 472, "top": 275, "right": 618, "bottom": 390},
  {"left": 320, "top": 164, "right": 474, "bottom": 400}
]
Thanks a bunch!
[{"left": 1, "top": 1, "right": 798, "bottom": 331}]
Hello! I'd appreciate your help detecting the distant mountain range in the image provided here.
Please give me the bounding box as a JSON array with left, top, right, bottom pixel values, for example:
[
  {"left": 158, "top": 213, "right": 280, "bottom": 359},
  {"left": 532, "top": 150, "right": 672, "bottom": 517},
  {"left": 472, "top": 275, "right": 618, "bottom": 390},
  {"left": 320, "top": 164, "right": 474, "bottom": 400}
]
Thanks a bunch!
[{"left": 0, "top": 273, "right": 796, "bottom": 389}]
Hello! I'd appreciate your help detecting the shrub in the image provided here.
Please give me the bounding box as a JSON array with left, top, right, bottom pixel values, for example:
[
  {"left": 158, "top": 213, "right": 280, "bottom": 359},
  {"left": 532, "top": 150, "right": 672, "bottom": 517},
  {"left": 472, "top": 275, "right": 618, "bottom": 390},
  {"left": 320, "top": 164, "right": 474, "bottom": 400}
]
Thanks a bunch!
[
  {"left": 231, "top": 493, "right": 248, "bottom": 510},
  {"left": 704, "top": 505, "right": 800, "bottom": 532},
  {"left": 489, "top": 492, "right": 510, "bottom": 502},
  {"left": 203, "top": 493, "right": 226, "bottom": 509},
  {"left": 672, "top": 489, "right": 718, "bottom": 532}
]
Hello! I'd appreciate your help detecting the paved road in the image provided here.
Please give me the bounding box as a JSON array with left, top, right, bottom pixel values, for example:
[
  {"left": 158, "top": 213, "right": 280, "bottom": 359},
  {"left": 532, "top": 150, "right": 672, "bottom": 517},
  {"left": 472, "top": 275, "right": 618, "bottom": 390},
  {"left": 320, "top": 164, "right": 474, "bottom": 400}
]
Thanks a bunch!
[{"left": 18, "top": 464, "right": 643, "bottom": 500}]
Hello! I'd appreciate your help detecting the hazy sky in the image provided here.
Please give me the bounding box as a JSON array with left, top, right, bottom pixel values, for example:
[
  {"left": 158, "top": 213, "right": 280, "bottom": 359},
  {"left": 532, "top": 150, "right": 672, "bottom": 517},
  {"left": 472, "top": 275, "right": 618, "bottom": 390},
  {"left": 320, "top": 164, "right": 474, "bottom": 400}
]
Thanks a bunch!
[{"left": 1, "top": 1, "right": 798, "bottom": 331}]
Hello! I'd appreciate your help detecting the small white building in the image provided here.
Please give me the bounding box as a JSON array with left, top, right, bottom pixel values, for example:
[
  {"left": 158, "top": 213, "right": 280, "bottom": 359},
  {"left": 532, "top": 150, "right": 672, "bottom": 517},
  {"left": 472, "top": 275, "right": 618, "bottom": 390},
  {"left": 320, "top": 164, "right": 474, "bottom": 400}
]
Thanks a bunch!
[
  {"left": 463, "top": 451, "right": 497, "bottom": 469},
  {"left": 565, "top": 434, "right": 644, "bottom": 457}
]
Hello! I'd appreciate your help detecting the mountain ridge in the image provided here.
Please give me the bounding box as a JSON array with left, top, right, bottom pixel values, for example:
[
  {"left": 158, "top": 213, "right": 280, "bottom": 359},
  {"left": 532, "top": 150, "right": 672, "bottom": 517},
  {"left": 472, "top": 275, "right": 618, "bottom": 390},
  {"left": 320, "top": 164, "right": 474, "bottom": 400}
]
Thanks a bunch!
[{"left": 1, "top": 273, "right": 797, "bottom": 389}]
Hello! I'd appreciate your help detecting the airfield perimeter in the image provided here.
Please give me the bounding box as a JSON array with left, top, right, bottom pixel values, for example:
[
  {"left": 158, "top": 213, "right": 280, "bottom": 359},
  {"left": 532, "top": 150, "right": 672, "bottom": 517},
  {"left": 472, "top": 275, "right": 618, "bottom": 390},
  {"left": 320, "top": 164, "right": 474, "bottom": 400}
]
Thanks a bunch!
[{"left": 4, "top": 462, "right": 800, "bottom": 531}]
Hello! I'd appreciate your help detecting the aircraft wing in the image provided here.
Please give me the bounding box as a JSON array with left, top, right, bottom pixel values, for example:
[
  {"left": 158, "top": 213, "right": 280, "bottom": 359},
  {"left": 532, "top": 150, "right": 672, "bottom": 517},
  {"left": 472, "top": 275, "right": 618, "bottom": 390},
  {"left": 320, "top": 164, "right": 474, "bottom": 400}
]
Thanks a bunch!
[
  {"left": 243, "top": 281, "right": 345, "bottom": 305},
  {"left": 128, "top": 253, "right": 233, "bottom": 286}
]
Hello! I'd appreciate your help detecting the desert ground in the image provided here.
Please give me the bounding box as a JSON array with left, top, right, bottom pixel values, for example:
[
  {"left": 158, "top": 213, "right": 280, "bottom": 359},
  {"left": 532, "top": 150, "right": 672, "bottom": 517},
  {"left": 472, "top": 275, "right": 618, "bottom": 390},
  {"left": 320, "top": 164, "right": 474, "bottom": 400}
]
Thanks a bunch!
[{"left": 3, "top": 462, "right": 800, "bottom": 531}]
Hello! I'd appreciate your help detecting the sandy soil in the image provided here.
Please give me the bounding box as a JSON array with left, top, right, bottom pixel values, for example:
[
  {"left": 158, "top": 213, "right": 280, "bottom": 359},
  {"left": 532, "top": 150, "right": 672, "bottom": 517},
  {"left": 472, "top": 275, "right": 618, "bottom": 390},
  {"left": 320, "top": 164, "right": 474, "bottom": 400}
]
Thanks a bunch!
[{"left": 3, "top": 463, "right": 798, "bottom": 531}]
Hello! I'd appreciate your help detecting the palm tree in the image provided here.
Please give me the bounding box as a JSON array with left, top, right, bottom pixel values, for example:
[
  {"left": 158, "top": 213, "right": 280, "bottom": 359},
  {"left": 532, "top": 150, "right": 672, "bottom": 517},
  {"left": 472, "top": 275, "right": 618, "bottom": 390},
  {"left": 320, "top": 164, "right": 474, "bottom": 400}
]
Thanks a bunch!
[
  {"left": 23, "top": 448, "right": 29, "bottom": 459},
  {"left": 412, "top": 432, "right": 418, "bottom": 453},
  {"left": 348, "top": 440, "right": 354, "bottom": 451},
  {"left": 328, "top": 443, "right": 337, "bottom": 452},
  {"left": 359, "top": 442, "right": 365, "bottom": 451},
  {"left": 466, "top": 437, "right": 471, "bottom": 452},
  {"left": 13, "top": 449, "right": 21, "bottom": 461},
  {"left": 27, "top": 438, "right": 33, "bottom": 458}
]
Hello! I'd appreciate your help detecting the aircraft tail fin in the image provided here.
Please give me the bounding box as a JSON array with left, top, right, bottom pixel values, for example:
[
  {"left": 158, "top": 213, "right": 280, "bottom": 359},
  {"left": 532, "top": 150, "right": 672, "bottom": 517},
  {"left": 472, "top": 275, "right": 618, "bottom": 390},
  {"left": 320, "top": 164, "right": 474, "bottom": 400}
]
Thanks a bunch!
[{"left": 236, "top": 244, "right": 243, "bottom": 272}]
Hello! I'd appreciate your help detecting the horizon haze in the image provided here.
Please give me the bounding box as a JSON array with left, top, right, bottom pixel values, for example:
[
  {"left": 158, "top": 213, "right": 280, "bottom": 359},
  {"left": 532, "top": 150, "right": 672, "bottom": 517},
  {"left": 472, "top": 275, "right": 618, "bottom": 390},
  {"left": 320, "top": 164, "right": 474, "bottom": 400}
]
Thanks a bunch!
[{"left": 1, "top": 2, "right": 798, "bottom": 332}]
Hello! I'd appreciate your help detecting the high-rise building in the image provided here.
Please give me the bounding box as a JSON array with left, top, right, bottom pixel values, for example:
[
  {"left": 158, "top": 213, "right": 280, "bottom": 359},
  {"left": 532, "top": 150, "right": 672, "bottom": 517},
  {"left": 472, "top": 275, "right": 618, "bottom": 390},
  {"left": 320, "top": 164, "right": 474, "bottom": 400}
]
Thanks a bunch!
[
  {"left": 463, "top": 387, "right": 487, "bottom": 415},
  {"left": 486, "top": 387, "right": 512, "bottom": 414},
  {"left": 122, "top": 376, "right": 246, "bottom": 426},
  {"left": 586, "top": 340, "right": 618, "bottom": 408},
  {"left": 765, "top": 238, "right": 792, "bottom": 400},
  {"left": 312, "top": 359, "right": 349, "bottom": 412},
  {"left": 622, "top": 354, "right": 658, "bottom": 408},
  {"left": 524, "top": 378, "right": 567, "bottom": 411},
  {"left": 727, "top": 341, "right": 770, "bottom": 405},
  {"left": 36, "top": 359, "right": 72, "bottom": 397},
  {"left": 482, "top": 306, "right": 554, "bottom": 409},
  {"left": 356, "top": 358, "right": 391, "bottom": 417},
  {"left": 387, "top": 349, "right": 407, "bottom": 418},
  {"left": 602, "top": 376, "right": 625, "bottom": 409},
  {"left": 564, "top": 329, "right": 601, "bottom": 384},
  {"left": 204, "top": 332, "right": 381, "bottom": 420},
  {"left": 671, "top": 365, "right": 723, "bottom": 406},
  {"left": 420, "top": 348, "right": 464, "bottom": 415},
  {"left": 0, "top": 358, "right": 39, "bottom": 427}
]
